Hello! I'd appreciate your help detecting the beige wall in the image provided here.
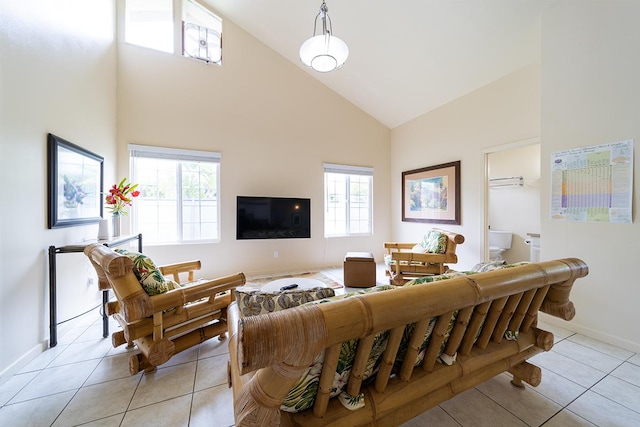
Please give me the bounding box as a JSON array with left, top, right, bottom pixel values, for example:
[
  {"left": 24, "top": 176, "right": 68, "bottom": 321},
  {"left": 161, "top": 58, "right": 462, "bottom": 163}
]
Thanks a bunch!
[
  {"left": 390, "top": 65, "right": 541, "bottom": 271},
  {"left": 540, "top": 1, "right": 640, "bottom": 352},
  {"left": 116, "top": 13, "right": 391, "bottom": 277},
  {"left": 0, "top": 0, "right": 391, "bottom": 378},
  {"left": 0, "top": 0, "right": 117, "bottom": 377}
]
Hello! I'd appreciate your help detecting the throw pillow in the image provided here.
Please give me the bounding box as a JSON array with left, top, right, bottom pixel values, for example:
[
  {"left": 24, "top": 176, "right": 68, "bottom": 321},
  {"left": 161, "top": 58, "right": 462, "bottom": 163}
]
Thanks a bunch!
[
  {"left": 420, "top": 229, "right": 449, "bottom": 254},
  {"left": 411, "top": 244, "right": 428, "bottom": 253},
  {"left": 114, "top": 249, "right": 169, "bottom": 296},
  {"left": 234, "top": 287, "right": 336, "bottom": 318}
]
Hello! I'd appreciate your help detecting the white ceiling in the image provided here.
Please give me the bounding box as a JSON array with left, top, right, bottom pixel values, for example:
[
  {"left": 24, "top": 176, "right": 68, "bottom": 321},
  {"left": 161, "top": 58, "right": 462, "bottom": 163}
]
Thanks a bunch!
[{"left": 203, "top": 0, "right": 558, "bottom": 129}]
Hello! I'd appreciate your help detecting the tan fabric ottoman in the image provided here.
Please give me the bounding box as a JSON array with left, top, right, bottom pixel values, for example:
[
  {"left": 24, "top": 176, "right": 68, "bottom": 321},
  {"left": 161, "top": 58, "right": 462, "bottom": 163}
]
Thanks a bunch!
[{"left": 343, "top": 252, "right": 376, "bottom": 288}]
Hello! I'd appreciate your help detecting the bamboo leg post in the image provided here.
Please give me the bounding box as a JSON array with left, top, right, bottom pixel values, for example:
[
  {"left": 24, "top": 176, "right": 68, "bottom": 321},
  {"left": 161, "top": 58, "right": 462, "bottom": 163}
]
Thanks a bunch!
[
  {"left": 112, "top": 330, "right": 127, "bottom": 348},
  {"left": 509, "top": 361, "right": 542, "bottom": 388},
  {"left": 535, "top": 328, "right": 555, "bottom": 351},
  {"left": 135, "top": 336, "right": 175, "bottom": 368},
  {"left": 106, "top": 301, "right": 120, "bottom": 316},
  {"left": 130, "top": 353, "right": 156, "bottom": 375}
]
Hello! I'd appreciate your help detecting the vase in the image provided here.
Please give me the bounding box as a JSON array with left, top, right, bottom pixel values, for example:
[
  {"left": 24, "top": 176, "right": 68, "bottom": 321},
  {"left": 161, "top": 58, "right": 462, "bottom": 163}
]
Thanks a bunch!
[{"left": 112, "top": 214, "right": 121, "bottom": 238}]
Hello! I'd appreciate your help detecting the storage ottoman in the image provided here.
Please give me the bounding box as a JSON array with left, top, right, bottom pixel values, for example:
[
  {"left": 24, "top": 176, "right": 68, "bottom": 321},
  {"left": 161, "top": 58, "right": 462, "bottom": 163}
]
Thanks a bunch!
[{"left": 343, "top": 252, "right": 376, "bottom": 288}]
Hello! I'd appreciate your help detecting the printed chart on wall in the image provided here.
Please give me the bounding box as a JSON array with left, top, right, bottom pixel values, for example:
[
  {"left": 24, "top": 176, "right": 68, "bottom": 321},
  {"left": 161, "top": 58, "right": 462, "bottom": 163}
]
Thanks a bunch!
[{"left": 551, "top": 139, "right": 633, "bottom": 223}]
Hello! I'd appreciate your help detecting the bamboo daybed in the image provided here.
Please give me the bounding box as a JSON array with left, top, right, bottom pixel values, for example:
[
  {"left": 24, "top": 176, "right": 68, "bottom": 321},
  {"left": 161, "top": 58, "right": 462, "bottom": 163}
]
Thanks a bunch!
[
  {"left": 84, "top": 243, "right": 245, "bottom": 375},
  {"left": 228, "top": 258, "right": 588, "bottom": 427}
]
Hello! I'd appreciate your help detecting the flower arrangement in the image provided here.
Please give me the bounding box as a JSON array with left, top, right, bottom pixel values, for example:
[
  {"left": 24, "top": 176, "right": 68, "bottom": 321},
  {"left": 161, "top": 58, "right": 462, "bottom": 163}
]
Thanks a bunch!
[{"left": 105, "top": 177, "right": 140, "bottom": 216}]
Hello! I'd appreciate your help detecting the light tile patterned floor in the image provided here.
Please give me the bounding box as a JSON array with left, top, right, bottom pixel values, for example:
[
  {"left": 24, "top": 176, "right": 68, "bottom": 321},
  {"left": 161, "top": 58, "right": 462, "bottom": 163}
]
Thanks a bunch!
[{"left": 1, "top": 265, "right": 639, "bottom": 426}]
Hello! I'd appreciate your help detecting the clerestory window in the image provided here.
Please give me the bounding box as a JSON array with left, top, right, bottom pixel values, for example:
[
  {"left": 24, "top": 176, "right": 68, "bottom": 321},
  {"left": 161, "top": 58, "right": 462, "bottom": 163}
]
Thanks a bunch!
[{"left": 124, "top": 0, "right": 222, "bottom": 65}]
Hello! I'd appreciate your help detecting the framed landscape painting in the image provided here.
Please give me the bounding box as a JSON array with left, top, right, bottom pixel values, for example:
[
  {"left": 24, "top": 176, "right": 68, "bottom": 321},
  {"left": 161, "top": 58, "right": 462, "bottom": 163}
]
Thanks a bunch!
[
  {"left": 47, "top": 133, "right": 104, "bottom": 228},
  {"left": 402, "top": 161, "right": 461, "bottom": 224}
]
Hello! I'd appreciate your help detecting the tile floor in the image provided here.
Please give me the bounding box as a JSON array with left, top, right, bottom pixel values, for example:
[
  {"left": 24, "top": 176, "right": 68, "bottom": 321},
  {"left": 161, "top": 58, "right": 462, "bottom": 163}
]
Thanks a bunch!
[{"left": 1, "top": 265, "right": 639, "bottom": 426}]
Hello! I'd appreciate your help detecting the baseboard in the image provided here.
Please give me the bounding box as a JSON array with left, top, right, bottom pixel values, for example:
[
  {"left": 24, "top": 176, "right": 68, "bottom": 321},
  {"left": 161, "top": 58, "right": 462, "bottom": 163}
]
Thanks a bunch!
[
  {"left": 0, "top": 341, "right": 47, "bottom": 387},
  {"left": 539, "top": 313, "right": 640, "bottom": 353}
]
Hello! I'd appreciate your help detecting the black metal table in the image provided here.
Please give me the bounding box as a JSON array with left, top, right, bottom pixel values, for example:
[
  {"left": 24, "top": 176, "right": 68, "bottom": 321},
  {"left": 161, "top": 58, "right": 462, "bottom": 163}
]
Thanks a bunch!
[{"left": 48, "top": 234, "right": 142, "bottom": 347}]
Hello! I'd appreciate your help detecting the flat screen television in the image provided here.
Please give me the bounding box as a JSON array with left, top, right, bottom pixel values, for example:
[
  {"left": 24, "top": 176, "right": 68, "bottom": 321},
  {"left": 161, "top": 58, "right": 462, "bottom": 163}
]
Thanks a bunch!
[{"left": 236, "top": 196, "right": 311, "bottom": 240}]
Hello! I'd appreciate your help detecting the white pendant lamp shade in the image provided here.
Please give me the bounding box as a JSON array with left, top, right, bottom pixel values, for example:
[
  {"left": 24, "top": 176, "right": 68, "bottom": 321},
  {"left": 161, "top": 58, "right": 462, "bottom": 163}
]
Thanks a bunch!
[
  {"left": 300, "top": 1, "right": 348, "bottom": 72},
  {"left": 299, "top": 34, "right": 349, "bottom": 72}
]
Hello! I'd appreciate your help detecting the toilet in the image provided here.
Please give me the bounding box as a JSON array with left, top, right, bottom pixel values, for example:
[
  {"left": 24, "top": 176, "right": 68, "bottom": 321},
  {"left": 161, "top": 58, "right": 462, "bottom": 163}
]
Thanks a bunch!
[{"left": 489, "top": 230, "right": 512, "bottom": 261}]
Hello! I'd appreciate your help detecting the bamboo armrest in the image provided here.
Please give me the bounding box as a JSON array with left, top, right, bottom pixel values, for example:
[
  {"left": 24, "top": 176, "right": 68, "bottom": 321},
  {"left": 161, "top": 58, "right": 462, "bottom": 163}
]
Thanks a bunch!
[
  {"left": 159, "top": 260, "right": 202, "bottom": 284},
  {"left": 383, "top": 242, "right": 417, "bottom": 253},
  {"left": 151, "top": 273, "right": 245, "bottom": 313},
  {"left": 392, "top": 252, "right": 447, "bottom": 263}
]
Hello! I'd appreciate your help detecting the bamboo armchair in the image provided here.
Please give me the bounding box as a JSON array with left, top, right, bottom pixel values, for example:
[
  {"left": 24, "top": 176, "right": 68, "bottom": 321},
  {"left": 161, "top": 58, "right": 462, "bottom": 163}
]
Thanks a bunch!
[
  {"left": 228, "top": 258, "right": 588, "bottom": 427},
  {"left": 384, "top": 228, "right": 465, "bottom": 284},
  {"left": 84, "top": 243, "right": 245, "bottom": 375}
]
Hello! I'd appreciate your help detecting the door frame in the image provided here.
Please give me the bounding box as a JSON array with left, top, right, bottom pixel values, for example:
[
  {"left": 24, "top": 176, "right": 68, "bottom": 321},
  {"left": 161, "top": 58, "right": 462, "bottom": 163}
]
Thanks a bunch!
[{"left": 482, "top": 137, "right": 540, "bottom": 261}]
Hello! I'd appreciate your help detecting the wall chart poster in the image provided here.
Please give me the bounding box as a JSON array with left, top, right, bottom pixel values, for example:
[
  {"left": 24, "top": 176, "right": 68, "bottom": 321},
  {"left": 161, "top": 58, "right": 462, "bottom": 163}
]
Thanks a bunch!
[{"left": 551, "top": 139, "right": 633, "bottom": 223}]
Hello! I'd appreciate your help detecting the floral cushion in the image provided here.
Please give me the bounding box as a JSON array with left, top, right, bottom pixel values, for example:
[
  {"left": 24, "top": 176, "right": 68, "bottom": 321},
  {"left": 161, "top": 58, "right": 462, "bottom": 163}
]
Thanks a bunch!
[
  {"left": 114, "top": 249, "right": 169, "bottom": 296},
  {"left": 280, "top": 285, "right": 396, "bottom": 413},
  {"left": 420, "top": 229, "right": 449, "bottom": 254},
  {"left": 471, "top": 260, "right": 530, "bottom": 273},
  {"left": 234, "top": 287, "right": 335, "bottom": 317}
]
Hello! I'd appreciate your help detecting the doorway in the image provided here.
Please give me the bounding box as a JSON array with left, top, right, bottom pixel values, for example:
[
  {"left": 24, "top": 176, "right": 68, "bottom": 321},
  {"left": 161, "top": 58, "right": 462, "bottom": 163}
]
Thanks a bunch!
[{"left": 483, "top": 138, "right": 541, "bottom": 263}]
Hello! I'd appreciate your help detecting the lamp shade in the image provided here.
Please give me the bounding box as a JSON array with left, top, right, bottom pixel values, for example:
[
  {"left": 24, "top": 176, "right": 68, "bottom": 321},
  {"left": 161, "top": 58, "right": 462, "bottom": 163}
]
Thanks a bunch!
[{"left": 299, "top": 33, "right": 349, "bottom": 72}]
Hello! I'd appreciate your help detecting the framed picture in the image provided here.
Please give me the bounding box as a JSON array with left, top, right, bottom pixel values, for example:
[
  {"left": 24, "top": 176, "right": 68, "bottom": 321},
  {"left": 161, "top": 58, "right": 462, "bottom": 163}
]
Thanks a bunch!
[
  {"left": 402, "top": 161, "right": 461, "bottom": 224},
  {"left": 47, "top": 133, "right": 104, "bottom": 228}
]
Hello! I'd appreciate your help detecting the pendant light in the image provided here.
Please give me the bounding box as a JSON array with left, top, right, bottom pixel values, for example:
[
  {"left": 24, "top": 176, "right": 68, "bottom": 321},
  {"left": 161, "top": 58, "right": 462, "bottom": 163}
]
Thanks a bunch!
[{"left": 299, "top": 1, "right": 349, "bottom": 72}]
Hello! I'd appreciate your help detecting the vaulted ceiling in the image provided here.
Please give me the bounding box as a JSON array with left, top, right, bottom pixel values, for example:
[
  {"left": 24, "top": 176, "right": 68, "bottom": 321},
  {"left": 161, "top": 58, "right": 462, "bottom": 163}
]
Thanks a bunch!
[{"left": 204, "top": 0, "right": 558, "bottom": 129}]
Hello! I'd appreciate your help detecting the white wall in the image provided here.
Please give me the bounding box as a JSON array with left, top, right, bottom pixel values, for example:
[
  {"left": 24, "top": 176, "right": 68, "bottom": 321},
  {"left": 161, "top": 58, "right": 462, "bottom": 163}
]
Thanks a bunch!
[
  {"left": 489, "top": 144, "right": 541, "bottom": 263},
  {"left": 115, "top": 11, "right": 392, "bottom": 277},
  {"left": 0, "top": 0, "right": 117, "bottom": 377},
  {"left": 540, "top": 0, "right": 640, "bottom": 352},
  {"left": 391, "top": 65, "right": 541, "bottom": 271}
]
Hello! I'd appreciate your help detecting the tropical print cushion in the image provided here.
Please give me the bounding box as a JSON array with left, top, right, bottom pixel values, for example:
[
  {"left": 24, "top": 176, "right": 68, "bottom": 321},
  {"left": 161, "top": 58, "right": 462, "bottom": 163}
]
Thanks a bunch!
[
  {"left": 472, "top": 260, "right": 530, "bottom": 272},
  {"left": 280, "top": 285, "right": 395, "bottom": 413},
  {"left": 471, "top": 260, "right": 506, "bottom": 272},
  {"left": 234, "top": 287, "right": 335, "bottom": 317},
  {"left": 114, "top": 249, "right": 169, "bottom": 296},
  {"left": 420, "top": 229, "right": 449, "bottom": 254},
  {"left": 402, "top": 271, "right": 474, "bottom": 287}
]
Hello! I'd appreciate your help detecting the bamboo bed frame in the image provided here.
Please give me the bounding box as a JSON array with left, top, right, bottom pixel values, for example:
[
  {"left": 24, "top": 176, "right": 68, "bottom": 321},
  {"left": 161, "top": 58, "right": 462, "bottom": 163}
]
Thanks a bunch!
[{"left": 228, "top": 258, "right": 588, "bottom": 427}]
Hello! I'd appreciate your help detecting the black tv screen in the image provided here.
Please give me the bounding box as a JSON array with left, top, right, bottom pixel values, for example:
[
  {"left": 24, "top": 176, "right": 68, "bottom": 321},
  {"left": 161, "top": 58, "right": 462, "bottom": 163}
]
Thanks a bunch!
[{"left": 237, "top": 196, "right": 311, "bottom": 239}]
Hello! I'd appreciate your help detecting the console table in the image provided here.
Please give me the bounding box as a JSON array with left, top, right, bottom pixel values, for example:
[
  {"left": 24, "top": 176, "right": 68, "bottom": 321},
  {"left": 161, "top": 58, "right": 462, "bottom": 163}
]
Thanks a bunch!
[{"left": 48, "top": 234, "right": 142, "bottom": 347}]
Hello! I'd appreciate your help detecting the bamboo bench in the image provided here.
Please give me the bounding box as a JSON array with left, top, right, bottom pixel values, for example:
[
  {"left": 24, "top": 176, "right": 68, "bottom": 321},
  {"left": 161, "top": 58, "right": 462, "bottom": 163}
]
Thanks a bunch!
[{"left": 228, "top": 258, "right": 588, "bottom": 427}]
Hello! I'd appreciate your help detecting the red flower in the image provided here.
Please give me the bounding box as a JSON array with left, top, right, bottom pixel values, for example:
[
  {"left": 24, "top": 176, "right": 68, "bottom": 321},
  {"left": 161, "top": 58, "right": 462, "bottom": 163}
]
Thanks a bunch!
[{"left": 105, "top": 178, "right": 139, "bottom": 216}]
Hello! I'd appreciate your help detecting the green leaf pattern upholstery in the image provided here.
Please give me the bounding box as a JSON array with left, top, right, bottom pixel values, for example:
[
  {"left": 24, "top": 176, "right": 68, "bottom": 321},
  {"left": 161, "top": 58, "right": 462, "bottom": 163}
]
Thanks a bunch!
[
  {"left": 279, "top": 286, "right": 395, "bottom": 413},
  {"left": 420, "top": 229, "right": 449, "bottom": 254},
  {"left": 114, "top": 249, "right": 169, "bottom": 296},
  {"left": 234, "top": 287, "right": 335, "bottom": 317}
]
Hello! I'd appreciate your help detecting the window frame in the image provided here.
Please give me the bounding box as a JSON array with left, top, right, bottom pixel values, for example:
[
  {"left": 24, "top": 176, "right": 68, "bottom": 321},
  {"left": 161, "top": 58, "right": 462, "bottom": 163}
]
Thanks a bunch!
[
  {"left": 129, "top": 144, "right": 221, "bottom": 245},
  {"left": 323, "top": 163, "right": 374, "bottom": 237},
  {"left": 121, "top": 0, "right": 223, "bottom": 65}
]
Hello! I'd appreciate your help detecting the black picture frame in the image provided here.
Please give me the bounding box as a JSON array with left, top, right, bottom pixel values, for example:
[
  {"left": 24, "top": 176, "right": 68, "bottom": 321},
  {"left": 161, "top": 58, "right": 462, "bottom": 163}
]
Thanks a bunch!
[
  {"left": 47, "top": 133, "right": 104, "bottom": 228},
  {"left": 402, "top": 160, "right": 461, "bottom": 225}
]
